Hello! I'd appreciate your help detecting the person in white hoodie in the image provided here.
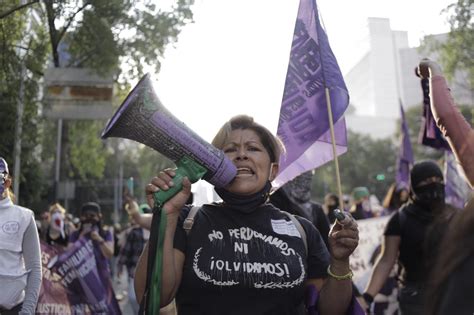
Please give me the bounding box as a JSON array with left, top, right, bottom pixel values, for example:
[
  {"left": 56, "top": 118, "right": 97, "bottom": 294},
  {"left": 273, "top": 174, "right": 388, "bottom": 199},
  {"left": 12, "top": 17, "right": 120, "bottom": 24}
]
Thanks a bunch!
[{"left": 0, "top": 157, "right": 41, "bottom": 314}]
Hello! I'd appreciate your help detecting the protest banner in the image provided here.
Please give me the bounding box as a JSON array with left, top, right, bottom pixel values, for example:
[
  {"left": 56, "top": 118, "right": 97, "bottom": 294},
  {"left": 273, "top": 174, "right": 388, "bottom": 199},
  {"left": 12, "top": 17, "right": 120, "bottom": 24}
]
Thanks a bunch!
[
  {"left": 36, "top": 241, "right": 71, "bottom": 315},
  {"left": 39, "top": 236, "right": 121, "bottom": 315},
  {"left": 351, "top": 216, "right": 399, "bottom": 314}
]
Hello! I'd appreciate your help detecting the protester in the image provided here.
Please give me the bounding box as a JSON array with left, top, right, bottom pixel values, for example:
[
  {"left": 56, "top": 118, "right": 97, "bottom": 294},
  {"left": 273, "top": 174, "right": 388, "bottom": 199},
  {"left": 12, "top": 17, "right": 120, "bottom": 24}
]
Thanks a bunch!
[
  {"left": 135, "top": 115, "right": 359, "bottom": 314},
  {"left": 69, "top": 202, "right": 115, "bottom": 262},
  {"left": 349, "top": 187, "right": 373, "bottom": 220},
  {"left": 425, "top": 197, "right": 474, "bottom": 315},
  {"left": 269, "top": 172, "right": 331, "bottom": 247},
  {"left": 323, "top": 193, "right": 340, "bottom": 224},
  {"left": 38, "top": 210, "right": 50, "bottom": 242},
  {"left": 363, "top": 160, "right": 455, "bottom": 314},
  {"left": 45, "top": 203, "right": 73, "bottom": 248},
  {"left": 343, "top": 194, "right": 351, "bottom": 212},
  {"left": 417, "top": 58, "right": 474, "bottom": 188},
  {"left": 110, "top": 222, "right": 123, "bottom": 282},
  {"left": 57, "top": 202, "right": 121, "bottom": 314},
  {"left": 0, "top": 157, "right": 42, "bottom": 314},
  {"left": 270, "top": 176, "right": 366, "bottom": 311},
  {"left": 380, "top": 183, "right": 409, "bottom": 216},
  {"left": 117, "top": 207, "right": 149, "bottom": 314}
]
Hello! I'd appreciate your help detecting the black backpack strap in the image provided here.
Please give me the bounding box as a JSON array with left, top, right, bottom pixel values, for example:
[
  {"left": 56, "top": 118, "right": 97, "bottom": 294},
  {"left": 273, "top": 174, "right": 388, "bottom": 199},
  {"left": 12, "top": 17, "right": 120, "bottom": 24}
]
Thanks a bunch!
[
  {"left": 183, "top": 206, "right": 201, "bottom": 235},
  {"left": 281, "top": 211, "right": 308, "bottom": 256}
]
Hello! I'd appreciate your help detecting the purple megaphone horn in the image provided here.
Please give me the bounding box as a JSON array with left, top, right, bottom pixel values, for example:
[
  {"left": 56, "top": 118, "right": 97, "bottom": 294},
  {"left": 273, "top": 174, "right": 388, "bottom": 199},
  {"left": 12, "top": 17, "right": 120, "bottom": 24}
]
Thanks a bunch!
[{"left": 101, "top": 74, "right": 236, "bottom": 189}]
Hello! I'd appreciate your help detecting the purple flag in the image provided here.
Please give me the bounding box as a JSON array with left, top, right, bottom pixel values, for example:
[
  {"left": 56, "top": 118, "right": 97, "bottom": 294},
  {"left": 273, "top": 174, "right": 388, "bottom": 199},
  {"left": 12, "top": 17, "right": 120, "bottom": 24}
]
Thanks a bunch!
[
  {"left": 418, "top": 78, "right": 451, "bottom": 150},
  {"left": 396, "top": 103, "right": 414, "bottom": 188},
  {"left": 444, "top": 151, "right": 471, "bottom": 209},
  {"left": 274, "top": 0, "right": 349, "bottom": 187}
]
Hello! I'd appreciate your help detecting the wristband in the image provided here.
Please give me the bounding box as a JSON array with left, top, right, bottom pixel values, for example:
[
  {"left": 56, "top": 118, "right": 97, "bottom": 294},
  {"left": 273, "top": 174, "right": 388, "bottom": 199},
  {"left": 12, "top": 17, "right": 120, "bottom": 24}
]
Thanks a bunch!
[
  {"left": 363, "top": 292, "right": 374, "bottom": 304},
  {"left": 327, "top": 265, "right": 353, "bottom": 280}
]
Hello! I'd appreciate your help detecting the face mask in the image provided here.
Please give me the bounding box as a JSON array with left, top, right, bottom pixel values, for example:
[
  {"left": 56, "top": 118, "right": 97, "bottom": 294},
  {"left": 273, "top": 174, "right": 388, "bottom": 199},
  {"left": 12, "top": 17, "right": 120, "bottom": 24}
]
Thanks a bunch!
[
  {"left": 362, "top": 200, "right": 371, "bottom": 212},
  {"left": 215, "top": 181, "right": 272, "bottom": 214},
  {"left": 413, "top": 182, "right": 445, "bottom": 209},
  {"left": 51, "top": 212, "right": 65, "bottom": 238}
]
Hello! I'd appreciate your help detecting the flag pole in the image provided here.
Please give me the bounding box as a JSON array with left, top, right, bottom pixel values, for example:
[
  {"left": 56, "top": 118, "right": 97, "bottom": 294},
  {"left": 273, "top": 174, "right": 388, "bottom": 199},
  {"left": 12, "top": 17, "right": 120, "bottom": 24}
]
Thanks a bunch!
[{"left": 325, "top": 88, "right": 345, "bottom": 210}]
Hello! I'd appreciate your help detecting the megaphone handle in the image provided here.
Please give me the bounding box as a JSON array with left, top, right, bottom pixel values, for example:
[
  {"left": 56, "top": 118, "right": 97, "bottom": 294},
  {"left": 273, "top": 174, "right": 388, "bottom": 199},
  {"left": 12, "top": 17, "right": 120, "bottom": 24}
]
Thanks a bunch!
[
  {"left": 152, "top": 156, "right": 207, "bottom": 208},
  {"left": 147, "top": 156, "right": 207, "bottom": 313}
]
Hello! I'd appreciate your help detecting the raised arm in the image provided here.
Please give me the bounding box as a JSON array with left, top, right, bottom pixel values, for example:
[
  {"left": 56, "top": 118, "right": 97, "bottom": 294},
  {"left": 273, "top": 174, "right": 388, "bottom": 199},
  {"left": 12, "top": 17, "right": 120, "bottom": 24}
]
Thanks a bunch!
[
  {"left": 418, "top": 59, "right": 474, "bottom": 188},
  {"left": 125, "top": 198, "right": 153, "bottom": 230}
]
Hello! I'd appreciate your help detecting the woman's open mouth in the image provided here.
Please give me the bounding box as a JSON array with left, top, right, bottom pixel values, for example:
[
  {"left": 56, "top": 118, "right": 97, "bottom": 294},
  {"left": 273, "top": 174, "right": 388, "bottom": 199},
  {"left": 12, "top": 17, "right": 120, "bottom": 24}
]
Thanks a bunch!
[{"left": 236, "top": 167, "right": 254, "bottom": 177}]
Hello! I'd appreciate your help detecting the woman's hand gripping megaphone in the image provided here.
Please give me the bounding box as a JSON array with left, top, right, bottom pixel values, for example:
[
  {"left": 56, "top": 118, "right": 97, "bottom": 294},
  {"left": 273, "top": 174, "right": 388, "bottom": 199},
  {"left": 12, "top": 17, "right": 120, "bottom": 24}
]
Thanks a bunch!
[{"left": 145, "top": 156, "right": 207, "bottom": 214}]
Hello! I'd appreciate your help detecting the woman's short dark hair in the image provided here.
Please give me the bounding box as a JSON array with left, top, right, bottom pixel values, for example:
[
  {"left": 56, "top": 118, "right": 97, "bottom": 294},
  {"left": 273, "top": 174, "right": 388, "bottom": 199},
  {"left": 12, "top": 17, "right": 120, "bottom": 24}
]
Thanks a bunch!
[{"left": 212, "top": 115, "right": 285, "bottom": 163}]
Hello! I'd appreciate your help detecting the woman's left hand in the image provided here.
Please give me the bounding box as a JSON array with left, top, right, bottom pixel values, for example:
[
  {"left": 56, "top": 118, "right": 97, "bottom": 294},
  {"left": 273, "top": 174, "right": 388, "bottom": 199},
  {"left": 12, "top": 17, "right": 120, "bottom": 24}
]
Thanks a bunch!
[{"left": 328, "top": 214, "right": 359, "bottom": 261}]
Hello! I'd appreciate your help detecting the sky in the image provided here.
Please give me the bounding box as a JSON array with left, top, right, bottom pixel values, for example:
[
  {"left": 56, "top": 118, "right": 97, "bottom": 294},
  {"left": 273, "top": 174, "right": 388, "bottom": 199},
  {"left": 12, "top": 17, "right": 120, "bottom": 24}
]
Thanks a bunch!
[{"left": 151, "top": 0, "right": 454, "bottom": 143}]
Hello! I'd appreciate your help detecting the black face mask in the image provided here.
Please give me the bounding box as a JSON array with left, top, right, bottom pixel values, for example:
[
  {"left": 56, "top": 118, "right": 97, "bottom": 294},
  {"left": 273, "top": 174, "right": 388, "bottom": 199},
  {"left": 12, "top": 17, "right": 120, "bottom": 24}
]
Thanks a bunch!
[
  {"left": 82, "top": 218, "right": 100, "bottom": 226},
  {"left": 215, "top": 181, "right": 272, "bottom": 214},
  {"left": 413, "top": 182, "right": 445, "bottom": 209}
]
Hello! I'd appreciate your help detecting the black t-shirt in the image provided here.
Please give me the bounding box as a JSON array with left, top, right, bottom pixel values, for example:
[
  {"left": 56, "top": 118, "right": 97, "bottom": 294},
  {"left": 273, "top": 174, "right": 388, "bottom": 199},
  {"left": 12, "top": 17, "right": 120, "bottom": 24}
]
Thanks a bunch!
[
  {"left": 309, "top": 202, "right": 330, "bottom": 249},
  {"left": 384, "top": 204, "right": 432, "bottom": 283},
  {"left": 174, "top": 203, "right": 330, "bottom": 315}
]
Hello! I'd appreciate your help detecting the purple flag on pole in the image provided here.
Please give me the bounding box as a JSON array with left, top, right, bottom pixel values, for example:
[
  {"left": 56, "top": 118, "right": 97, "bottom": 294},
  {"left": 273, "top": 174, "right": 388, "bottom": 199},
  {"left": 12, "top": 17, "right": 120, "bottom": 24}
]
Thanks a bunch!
[
  {"left": 396, "top": 103, "right": 414, "bottom": 188},
  {"left": 274, "top": 0, "right": 349, "bottom": 187},
  {"left": 418, "top": 78, "right": 451, "bottom": 150}
]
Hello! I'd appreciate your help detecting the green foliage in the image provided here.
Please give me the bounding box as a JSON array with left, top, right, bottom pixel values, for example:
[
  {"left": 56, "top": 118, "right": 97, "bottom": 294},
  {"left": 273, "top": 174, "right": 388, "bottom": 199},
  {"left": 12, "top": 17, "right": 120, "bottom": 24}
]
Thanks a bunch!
[
  {"left": 312, "top": 131, "right": 397, "bottom": 201},
  {"left": 1, "top": 0, "right": 196, "bottom": 211},
  {"left": 421, "top": 0, "right": 474, "bottom": 88},
  {"left": 29, "top": 0, "right": 195, "bottom": 81},
  {"left": 0, "top": 4, "right": 50, "bottom": 210},
  {"left": 440, "top": 0, "right": 474, "bottom": 87},
  {"left": 68, "top": 121, "right": 107, "bottom": 180}
]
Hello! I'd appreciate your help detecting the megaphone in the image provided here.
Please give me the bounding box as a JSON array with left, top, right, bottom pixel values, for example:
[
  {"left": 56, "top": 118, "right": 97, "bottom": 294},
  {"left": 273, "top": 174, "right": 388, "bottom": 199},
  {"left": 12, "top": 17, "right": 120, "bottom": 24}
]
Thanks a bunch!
[{"left": 101, "top": 74, "right": 236, "bottom": 205}]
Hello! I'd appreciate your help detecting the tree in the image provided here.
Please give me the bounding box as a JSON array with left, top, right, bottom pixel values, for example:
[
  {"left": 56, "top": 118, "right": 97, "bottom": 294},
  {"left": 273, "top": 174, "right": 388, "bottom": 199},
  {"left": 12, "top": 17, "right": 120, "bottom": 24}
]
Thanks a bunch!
[
  {"left": 0, "top": 0, "right": 195, "bottom": 210},
  {"left": 0, "top": 4, "right": 50, "bottom": 210},
  {"left": 421, "top": 0, "right": 473, "bottom": 100},
  {"left": 311, "top": 131, "right": 398, "bottom": 202},
  {"left": 0, "top": 0, "right": 194, "bottom": 79},
  {"left": 439, "top": 0, "right": 474, "bottom": 89}
]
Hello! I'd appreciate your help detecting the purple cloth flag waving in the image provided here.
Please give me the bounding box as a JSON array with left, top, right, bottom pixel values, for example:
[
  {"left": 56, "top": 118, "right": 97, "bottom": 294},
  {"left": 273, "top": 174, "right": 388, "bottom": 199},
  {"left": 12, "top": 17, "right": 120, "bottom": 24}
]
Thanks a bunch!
[
  {"left": 396, "top": 103, "right": 414, "bottom": 188},
  {"left": 274, "top": 0, "right": 349, "bottom": 187},
  {"left": 418, "top": 78, "right": 451, "bottom": 150}
]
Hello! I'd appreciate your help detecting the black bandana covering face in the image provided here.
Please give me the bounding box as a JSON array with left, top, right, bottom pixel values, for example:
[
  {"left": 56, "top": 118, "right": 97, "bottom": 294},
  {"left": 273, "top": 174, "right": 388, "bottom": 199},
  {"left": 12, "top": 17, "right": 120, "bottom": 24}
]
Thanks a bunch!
[
  {"left": 409, "top": 160, "right": 445, "bottom": 212},
  {"left": 215, "top": 181, "right": 272, "bottom": 214},
  {"left": 412, "top": 182, "right": 445, "bottom": 209}
]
